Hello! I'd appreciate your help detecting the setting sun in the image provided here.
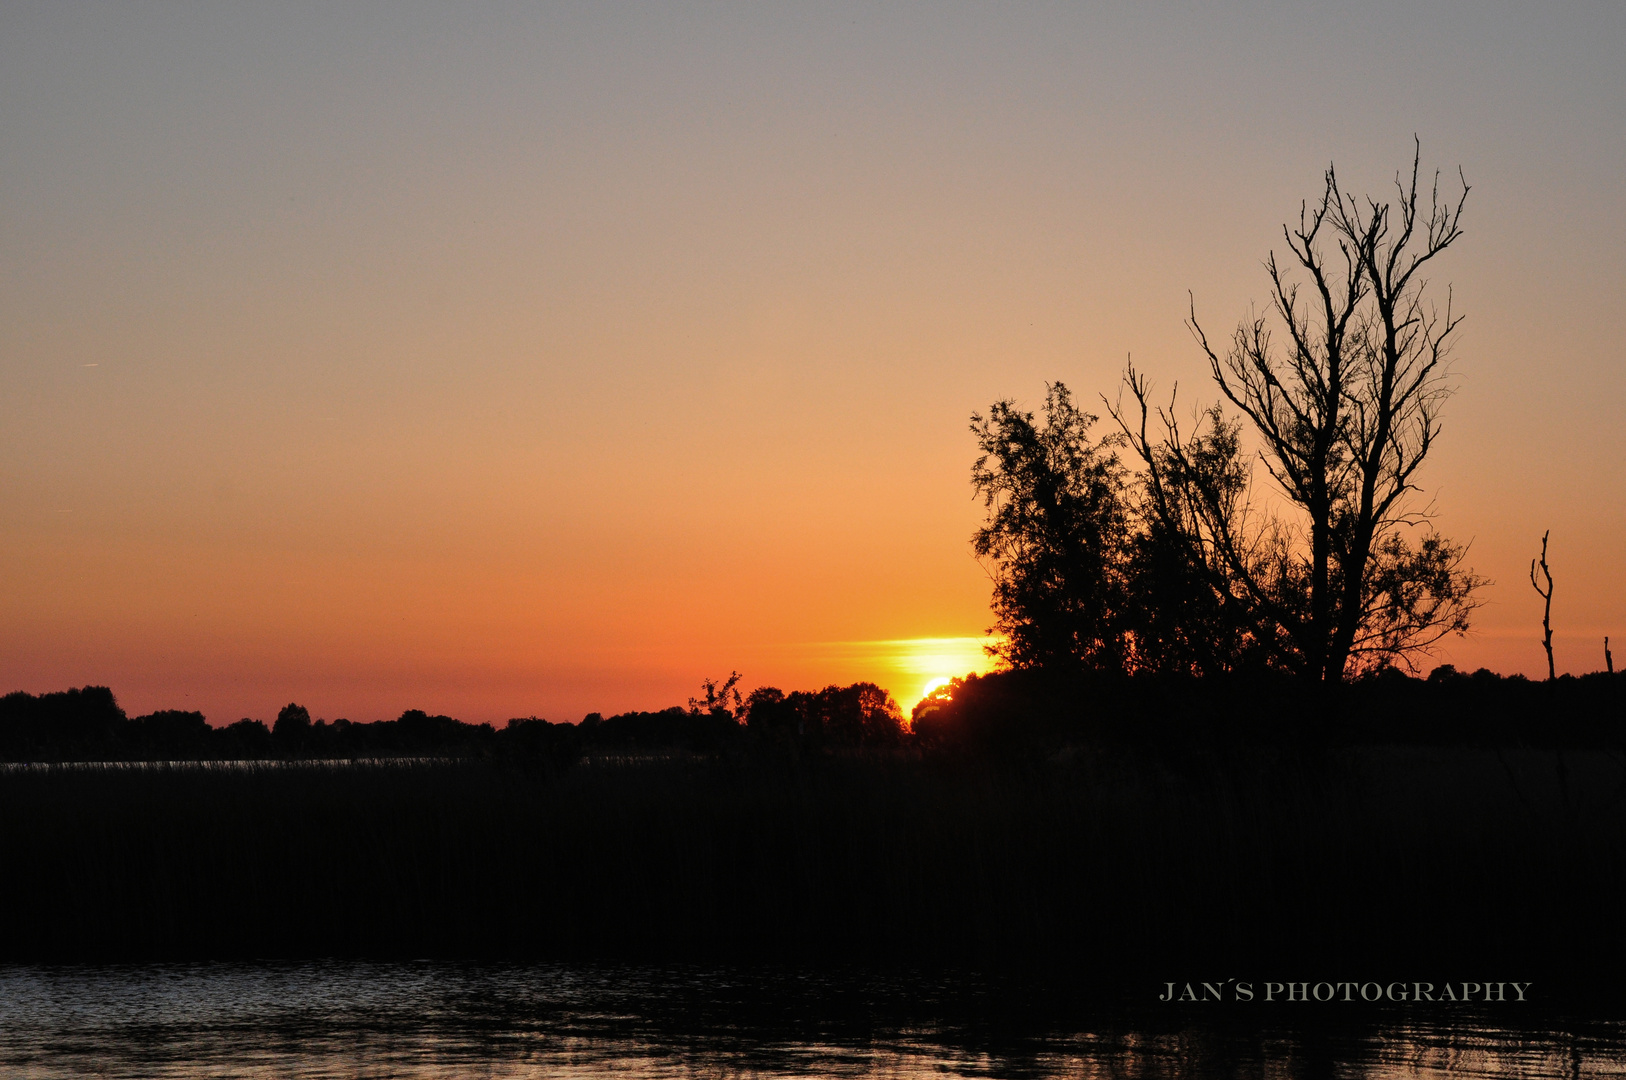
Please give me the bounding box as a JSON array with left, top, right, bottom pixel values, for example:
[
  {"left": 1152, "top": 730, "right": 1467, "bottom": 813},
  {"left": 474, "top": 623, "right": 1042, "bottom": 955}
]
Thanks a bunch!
[
  {"left": 782, "top": 637, "right": 1000, "bottom": 716},
  {"left": 854, "top": 637, "right": 1000, "bottom": 712}
]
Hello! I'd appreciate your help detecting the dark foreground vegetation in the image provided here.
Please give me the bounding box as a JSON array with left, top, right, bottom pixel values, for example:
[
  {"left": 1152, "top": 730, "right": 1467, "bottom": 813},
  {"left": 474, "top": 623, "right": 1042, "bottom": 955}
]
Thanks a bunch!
[
  {"left": 3, "top": 672, "right": 1626, "bottom": 988},
  {"left": 4, "top": 739, "right": 1625, "bottom": 987}
]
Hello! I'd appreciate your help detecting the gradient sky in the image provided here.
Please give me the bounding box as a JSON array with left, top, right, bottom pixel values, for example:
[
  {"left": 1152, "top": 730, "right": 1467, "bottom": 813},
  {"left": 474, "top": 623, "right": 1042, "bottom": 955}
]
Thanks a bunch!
[{"left": 2, "top": 2, "right": 1622, "bottom": 724}]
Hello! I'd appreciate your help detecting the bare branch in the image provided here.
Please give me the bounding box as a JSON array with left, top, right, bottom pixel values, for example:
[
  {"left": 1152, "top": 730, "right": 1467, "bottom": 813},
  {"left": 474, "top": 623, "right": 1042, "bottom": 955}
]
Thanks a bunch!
[{"left": 1531, "top": 530, "right": 1555, "bottom": 681}]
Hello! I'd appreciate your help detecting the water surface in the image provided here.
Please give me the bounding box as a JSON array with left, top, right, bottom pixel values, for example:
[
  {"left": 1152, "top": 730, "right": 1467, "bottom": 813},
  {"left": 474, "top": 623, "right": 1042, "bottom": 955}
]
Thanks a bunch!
[{"left": 2, "top": 963, "right": 1623, "bottom": 1078}]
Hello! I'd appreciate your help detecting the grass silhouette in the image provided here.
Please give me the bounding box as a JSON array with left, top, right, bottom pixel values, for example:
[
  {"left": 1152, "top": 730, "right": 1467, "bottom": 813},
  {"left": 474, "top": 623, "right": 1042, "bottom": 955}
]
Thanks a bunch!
[{"left": 4, "top": 742, "right": 1623, "bottom": 986}]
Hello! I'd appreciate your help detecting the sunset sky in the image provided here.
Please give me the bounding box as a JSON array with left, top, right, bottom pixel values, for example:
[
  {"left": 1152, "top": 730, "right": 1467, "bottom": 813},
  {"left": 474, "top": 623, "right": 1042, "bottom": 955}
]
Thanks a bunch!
[{"left": 3, "top": 3, "right": 1622, "bottom": 724}]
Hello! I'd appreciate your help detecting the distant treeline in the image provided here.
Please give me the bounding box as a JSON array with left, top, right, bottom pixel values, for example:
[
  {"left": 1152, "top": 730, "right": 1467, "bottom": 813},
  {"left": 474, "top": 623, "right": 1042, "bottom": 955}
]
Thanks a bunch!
[
  {"left": 0, "top": 681, "right": 909, "bottom": 763},
  {"left": 4, "top": 666, "right": 1624, "bottom": 762},
  {"left": 913, "top": 665, "right": 1626, "bottom": 751}
]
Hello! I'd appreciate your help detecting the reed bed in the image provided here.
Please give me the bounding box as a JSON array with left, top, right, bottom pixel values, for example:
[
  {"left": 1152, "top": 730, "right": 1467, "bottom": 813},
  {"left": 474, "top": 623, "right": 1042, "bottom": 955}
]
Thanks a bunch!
[{"left": 2, "top": 745, "right": 1623, "bottom": 982}]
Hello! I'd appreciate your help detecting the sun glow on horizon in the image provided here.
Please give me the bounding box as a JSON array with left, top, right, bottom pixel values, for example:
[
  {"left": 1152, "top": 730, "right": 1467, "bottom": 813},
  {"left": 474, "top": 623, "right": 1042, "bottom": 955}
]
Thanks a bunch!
[
  {"left": 790, "top": 636, "right": 999, "bottom": 713},
  {"left": 850, "top": 636, "right": 1001, "bottom": 713}
]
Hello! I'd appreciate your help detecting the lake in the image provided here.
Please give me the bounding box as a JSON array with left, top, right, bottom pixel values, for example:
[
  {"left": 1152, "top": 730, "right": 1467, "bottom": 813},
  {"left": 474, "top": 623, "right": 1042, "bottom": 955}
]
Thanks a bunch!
[{"left": 3, "top": 963, "right": 1623, "bottom": 1078}]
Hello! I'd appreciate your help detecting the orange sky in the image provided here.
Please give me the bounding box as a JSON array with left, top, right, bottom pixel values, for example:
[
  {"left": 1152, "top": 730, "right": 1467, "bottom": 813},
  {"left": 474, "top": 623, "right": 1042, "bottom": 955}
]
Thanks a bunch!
[{"left": 2, "top": 4, "right": 1622, "bottom": 723}]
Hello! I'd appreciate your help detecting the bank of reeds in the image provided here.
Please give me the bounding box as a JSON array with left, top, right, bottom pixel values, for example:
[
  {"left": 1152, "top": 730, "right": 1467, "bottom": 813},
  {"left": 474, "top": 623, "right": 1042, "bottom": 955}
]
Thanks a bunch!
[{"left": 4, "top": 744, "right": 1623, "bottom": 984}]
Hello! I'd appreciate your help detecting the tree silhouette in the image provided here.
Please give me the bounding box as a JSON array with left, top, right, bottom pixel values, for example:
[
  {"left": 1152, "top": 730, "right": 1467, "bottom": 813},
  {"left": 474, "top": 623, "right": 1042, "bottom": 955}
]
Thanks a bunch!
[
  {"left": 1111, "top": 142, "right": 1484, "bottom": 682},
  {"left": 272, "top": 702, "right": 313, "bottom": 752},
  {"left": 970, "top": 383, "right": 1131, "bottom": 671},
  {"left": 689, "top": 671, "right": 745, "bottom": 721},
  {"left": 743, "top": 682, "right": 905, "bottom": 746}
]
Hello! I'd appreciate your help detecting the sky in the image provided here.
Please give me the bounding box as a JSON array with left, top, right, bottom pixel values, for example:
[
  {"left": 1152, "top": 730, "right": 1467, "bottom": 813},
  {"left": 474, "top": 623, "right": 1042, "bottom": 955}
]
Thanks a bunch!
[{"left": 2, "top": 2, "right": 1622, "bottom": 724}]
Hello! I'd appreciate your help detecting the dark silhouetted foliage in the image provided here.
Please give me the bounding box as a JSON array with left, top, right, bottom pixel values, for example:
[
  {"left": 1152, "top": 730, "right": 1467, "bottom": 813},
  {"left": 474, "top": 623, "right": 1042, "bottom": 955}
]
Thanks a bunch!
[
  {"left": 126, "top": 710, "right": 211, "bottom": 759},
  {"left": 912, "top": 666, "right": 1626, "bottom": 753},
  {"left": 220, "top": 718, "right": 274, "bottom": 758},
  {"left": 689, "top": 671, "right": 746, "bottom": 721},
  {"left": 971, "top": 384, "right": 1131, "bottom": 672},
  {"left": 978, "top": 147, "right": 1488, "bottom": 684},
  {"left": 1111, "top": 145, "right": 1484, "bottom": 682},
  {"left": 0, "top": 686, "right": 127, "bottom": 759},
  {"left": 746, "top": 683, "right": 905, "bottom": 748},
  {"left": 5, "top": 669, "right": 1624, "bottom": 765},
  {"left": 272, "top": 702, "right": 313, "bottom": 752}
]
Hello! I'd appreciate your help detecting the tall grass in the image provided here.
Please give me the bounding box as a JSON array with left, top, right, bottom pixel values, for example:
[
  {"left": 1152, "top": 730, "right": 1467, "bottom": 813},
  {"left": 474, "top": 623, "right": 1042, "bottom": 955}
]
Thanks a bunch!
[{"left": 4, "top": 744, "right": 1624, "bottom": 982}]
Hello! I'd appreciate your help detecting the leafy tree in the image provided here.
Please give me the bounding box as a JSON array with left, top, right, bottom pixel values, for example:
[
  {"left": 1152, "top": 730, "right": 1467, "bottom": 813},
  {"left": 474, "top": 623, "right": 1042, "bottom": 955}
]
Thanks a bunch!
[
  {"left": 744, "top": 682, "right": 905, "bottom": 746},
  {"left": 813, "top": 682, "right": 905, "bottom": 746},
  {"left": 970, "top": 383, "right": 1131, "bottom": 672},
  {"left": 272, "top": 703, "right": 313, "bottom": 751},
  {"left": 743, "top": 686, "right": 792, "bottom": 735},
  {"left": 1122, "top": 495, "right": 1268, "bottom": 677}
]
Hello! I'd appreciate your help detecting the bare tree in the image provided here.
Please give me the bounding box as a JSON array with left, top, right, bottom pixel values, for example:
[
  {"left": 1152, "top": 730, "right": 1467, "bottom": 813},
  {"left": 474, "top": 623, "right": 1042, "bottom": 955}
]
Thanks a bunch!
[
  {"left": 1111, "top": 143, "right": 1484, "bottom": 682},
  {"left": 1530, "top": 532, "right": 1555, "bottom": 681}
]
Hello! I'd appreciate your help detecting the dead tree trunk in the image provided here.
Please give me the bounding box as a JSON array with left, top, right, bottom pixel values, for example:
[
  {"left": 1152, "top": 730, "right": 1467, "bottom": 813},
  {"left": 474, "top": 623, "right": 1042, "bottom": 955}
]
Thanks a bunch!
[{"left": 1530, "top": 531, "right": 1555, "bottom": 681}]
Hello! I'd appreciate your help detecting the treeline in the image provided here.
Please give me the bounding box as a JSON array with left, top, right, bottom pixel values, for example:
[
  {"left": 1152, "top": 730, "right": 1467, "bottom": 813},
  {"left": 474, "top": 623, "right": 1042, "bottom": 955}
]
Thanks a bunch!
[
  {"left": 6, "top": 665, "right": 1625, "bottom": 763},
  {"left": 913, "top": 665, "right": 1626, "bottom": 752},
  {"left": 0, "top": 681, "right": 909, "bottom": 763}
]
